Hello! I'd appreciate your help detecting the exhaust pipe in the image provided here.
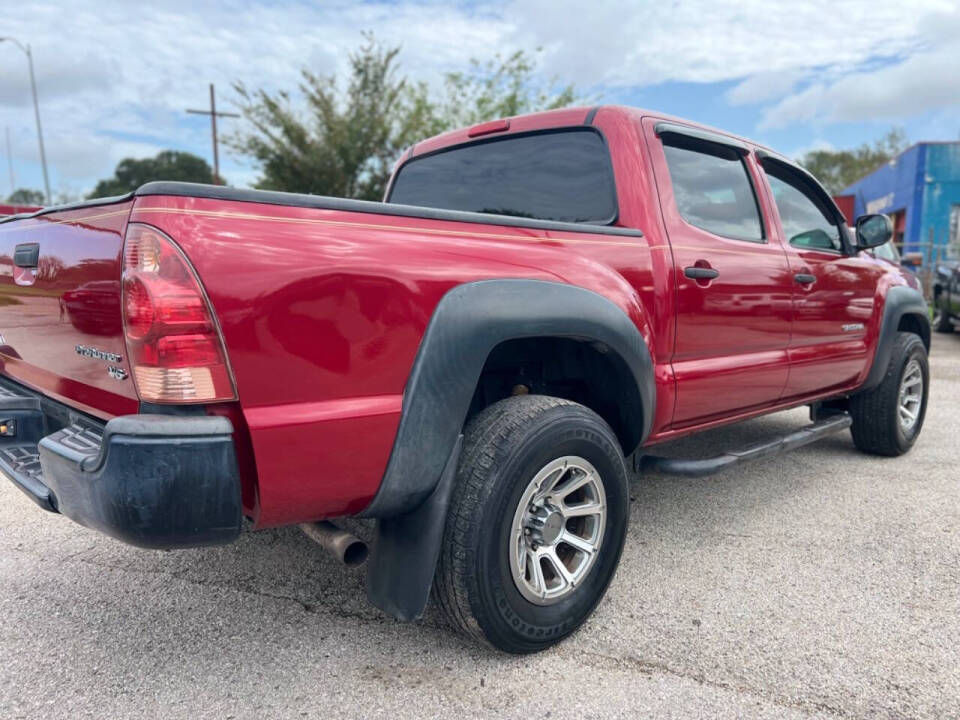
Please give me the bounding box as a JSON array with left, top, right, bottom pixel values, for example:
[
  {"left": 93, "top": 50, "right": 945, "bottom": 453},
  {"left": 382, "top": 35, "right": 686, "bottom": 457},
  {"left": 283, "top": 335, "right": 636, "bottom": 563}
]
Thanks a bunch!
[{"left": 299, "top": 521, "right": 368, "bottom": 566}]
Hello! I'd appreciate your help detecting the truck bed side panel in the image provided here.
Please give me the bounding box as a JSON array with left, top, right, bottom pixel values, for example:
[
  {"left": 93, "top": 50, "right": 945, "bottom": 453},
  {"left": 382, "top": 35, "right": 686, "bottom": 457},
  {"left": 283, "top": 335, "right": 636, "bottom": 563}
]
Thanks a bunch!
[{"left": 130, "top": 195, "right": 658, "bottom": 527}]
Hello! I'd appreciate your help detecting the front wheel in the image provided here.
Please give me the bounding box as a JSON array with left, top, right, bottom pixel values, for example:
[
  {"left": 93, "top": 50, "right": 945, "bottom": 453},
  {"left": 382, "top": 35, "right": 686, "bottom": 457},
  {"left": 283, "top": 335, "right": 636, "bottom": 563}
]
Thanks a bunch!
[
  {"left": 850, "top": 332, "right": 929, "bottom": 456},
  {"left": 433, "top": 395, "right": 629, "bottom": 653}
]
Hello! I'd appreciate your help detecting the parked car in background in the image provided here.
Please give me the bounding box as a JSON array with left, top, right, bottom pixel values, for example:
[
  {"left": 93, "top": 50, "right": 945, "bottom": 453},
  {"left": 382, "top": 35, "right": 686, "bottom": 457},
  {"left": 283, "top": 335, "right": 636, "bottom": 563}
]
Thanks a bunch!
[
  {"left": 934, "top": 255, "right": 960, "bottom": 333},
  {"left": 0, "top": 106, "right": 931, "bottom": 653}
]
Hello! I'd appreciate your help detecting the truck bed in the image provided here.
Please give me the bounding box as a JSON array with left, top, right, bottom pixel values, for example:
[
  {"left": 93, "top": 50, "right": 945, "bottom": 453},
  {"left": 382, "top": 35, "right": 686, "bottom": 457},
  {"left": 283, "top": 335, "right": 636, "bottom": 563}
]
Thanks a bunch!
[{"left": 0, "top": 182, "right": 652, "bottom": 528}]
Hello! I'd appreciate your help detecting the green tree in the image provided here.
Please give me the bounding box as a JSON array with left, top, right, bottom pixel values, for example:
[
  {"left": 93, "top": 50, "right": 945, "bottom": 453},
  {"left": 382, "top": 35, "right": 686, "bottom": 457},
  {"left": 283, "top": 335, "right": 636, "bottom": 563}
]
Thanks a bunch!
[
  {"left": 5, "top": 188, "right": 45, "bottom": 205},
  {"left": 229, "top": 36, "right": 579, "bottom": 200},
  {"left": 230, "top": 34, "right": 437, "bottom": 201},
  {"left": 437, "top": 49, "right": 576, "bottom": 131},
  {"left": 88, "top": 151, "right": 214, "bottom": 198},
  {"left": 799, "top": 128, "right": 908, "bottom": 195}
]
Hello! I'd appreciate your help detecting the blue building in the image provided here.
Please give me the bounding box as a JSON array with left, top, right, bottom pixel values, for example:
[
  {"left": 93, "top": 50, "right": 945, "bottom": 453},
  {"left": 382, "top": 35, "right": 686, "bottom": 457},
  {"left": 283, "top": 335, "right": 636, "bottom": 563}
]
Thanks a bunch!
[{"left": 839, "top": 142, "right": 960, "bottom": 265}]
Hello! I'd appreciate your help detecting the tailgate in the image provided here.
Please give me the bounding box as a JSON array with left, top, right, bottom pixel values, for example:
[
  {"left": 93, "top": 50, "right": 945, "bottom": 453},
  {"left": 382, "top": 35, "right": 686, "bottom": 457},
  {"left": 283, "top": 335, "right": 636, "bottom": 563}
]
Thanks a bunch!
[{"left": 0, "top": 201, "right": 138, "bottom": 418}]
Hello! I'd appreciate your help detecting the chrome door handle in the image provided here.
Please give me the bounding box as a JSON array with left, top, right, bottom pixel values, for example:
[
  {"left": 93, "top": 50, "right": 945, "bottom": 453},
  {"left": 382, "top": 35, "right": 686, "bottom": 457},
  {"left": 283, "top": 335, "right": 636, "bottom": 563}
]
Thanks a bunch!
[{"left": 794, "top": 273, "right": 816, "bottom": 285}]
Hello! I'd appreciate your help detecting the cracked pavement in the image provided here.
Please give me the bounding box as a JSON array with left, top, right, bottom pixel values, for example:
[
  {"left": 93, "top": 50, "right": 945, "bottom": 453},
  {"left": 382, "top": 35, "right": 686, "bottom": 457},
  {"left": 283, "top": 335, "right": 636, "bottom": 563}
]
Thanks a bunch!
[{"left": 2, "top": 333, "right": 959, "bottom": 719}]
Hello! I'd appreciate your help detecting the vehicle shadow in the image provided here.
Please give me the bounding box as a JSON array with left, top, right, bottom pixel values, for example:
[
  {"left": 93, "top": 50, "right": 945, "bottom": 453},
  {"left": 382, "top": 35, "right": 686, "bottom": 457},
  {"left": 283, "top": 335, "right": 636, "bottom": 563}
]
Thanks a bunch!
[
  {"left": 3, "top": 398, "right": 923, "bottom": 717},
  {"left": 8, "top": 403, "right": 874, "bottom": 669}
]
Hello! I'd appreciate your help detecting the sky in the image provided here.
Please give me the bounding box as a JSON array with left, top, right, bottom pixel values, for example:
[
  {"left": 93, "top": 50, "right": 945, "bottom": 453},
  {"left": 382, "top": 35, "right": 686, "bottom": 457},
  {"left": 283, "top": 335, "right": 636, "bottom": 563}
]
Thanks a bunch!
[{"left": 2, "top": 0, "right": 960, "bottom": 200}]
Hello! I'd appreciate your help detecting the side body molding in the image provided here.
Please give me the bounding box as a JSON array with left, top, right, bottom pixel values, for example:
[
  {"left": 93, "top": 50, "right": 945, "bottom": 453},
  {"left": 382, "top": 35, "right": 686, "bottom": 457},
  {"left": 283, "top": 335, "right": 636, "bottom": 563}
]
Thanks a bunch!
[
  {"left": 861, "top": 285, "right": 930, "bottom": 391},
  {"left": 360, "top": 279, "right": 655, "bottom": 519}
]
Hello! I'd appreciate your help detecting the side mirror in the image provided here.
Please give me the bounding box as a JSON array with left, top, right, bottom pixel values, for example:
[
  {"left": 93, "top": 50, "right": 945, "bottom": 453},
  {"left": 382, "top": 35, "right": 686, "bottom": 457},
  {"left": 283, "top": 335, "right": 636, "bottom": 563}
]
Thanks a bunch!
[{"left": 854, "top": 214, "right": 893, "bottom": 250}]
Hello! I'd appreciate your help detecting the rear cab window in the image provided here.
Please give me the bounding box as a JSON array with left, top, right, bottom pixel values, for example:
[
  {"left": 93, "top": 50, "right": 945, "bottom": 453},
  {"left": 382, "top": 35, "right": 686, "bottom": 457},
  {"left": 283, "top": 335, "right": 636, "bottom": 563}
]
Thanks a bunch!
[{"left": 387, "top": 129, "right": 618, "bottom": 224}]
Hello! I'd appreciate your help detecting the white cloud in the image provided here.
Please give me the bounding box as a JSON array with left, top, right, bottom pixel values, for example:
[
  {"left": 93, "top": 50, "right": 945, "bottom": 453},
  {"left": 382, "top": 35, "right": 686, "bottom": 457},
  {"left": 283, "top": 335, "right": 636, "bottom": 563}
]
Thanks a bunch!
[
  {"left": 726, "top": 70, "right": 807, "bottom": 107},
  {"left": 504, "top": 0, "right": 947, "bottom": 88},
  {"left": 758, "top": 9, "right": 960, "bottom": 129}
]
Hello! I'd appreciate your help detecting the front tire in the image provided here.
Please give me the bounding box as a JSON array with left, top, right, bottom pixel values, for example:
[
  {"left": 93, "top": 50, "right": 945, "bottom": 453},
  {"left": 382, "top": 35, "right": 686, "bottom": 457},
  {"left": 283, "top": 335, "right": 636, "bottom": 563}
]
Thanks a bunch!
[
  {"left": 850, "top": 332, "right": 929, "bottom": 456},
  {"left": 433, "top": 395, "right": 629, "bottom": 653}
]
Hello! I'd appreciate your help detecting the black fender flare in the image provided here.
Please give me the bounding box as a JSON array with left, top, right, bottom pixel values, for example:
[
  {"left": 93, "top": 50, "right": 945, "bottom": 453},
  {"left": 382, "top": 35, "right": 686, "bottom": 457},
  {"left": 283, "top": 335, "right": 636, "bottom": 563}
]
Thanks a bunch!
[
  {"left": 361, "top": 279, "right": 656, "bottom": 621},
  {"left": 361, "top": 279, "right": 655, "bottom": 519},
  {"left": 860, "top": 285, "right": 929, "bottom": 392}
]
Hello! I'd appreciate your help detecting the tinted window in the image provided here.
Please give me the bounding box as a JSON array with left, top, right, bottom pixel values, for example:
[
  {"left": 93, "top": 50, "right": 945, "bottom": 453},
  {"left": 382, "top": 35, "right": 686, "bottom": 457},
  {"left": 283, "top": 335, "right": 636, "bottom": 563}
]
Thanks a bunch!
[
  {"left": 764, "top": 166, "right": 843, "bottom": 252},
  {"left": 388, "top": 130, "right": 617, "bottom": 224},
  {"left": 661, "top": 136, "right": 764, "bottom": 242}
]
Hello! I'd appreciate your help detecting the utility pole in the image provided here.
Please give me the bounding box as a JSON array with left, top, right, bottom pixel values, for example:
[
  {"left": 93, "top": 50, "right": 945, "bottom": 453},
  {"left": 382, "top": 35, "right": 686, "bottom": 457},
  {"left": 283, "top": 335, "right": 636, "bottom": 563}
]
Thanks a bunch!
[
  {"left": 186, "top": 84, "right": 239, "bottom": 185},
  {"left": 5, "top": 127, "right": 14, "bottom": 195},
  {"left": 0, "top": 38, "right": 51, "bottom": 204}
]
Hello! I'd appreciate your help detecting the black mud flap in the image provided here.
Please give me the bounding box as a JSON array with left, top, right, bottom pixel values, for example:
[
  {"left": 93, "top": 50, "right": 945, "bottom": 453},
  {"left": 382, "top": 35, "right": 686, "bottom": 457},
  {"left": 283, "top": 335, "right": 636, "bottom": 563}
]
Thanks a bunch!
[{"left": 365, "top": 435, "right": 462, "bottom": 621}]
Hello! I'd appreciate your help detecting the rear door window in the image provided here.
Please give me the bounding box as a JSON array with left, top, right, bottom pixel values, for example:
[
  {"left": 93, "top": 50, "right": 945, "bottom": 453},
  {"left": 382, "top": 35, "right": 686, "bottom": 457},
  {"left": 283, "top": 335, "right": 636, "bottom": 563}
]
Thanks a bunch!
[
  {"left": 387, "top": 129, "right": 617, "bottom": 224},
  {"left": 661, "top": 136, "right": 765, "bottom": 242}
]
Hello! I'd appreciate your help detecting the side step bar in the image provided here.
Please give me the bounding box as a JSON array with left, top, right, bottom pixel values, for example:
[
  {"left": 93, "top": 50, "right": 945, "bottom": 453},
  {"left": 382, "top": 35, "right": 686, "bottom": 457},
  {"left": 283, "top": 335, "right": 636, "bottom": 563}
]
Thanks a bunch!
[{"left": 635, "top": 413, "right": 852, "bottom": 477}]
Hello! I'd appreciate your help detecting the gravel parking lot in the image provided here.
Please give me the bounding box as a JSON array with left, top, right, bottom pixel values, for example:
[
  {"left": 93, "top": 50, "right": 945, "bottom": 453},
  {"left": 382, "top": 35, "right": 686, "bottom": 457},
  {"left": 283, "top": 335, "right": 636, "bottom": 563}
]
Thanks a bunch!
[{"left": 2, "top": 334, "right": 958, "bottom": 719}]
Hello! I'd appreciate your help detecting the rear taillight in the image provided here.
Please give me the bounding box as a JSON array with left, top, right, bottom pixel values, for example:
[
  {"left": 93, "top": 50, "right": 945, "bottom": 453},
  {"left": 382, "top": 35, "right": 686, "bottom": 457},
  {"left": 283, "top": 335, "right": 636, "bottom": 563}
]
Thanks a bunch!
[{"left": 121, "top": 223, "right": 236, "bottom": 403}]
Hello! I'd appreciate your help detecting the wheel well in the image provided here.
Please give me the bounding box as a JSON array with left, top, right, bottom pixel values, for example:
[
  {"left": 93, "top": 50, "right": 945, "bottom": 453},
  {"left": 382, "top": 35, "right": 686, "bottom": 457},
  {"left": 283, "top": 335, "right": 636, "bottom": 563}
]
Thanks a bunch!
[
  {"left": 467, "top": 337, "right": 644, "bottom": 455},
  {"left": 897, "top": 312, "right": 930, "bottom": 350}
]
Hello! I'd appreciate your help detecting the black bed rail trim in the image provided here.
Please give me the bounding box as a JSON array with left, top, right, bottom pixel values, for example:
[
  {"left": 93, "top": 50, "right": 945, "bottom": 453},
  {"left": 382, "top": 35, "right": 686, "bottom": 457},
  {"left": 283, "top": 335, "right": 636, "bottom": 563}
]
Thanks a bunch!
[
  {"left": 134, "top": 182, "right": 644, "bottom": 238},
  {"left": 0, "top": 192, "right": 133, "bottom": 224}
]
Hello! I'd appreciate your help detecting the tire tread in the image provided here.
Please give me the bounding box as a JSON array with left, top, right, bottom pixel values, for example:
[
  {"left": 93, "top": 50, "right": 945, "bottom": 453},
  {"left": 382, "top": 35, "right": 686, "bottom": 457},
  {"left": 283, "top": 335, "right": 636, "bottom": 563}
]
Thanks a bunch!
[{"left": 434, "top": 395, "right": 578, "bottom": 646}]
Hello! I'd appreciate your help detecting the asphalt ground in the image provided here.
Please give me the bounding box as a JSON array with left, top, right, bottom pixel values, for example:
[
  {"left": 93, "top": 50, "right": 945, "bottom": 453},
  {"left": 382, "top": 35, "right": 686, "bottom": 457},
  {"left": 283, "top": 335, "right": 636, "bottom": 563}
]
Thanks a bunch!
[{"left": 2, "top": 333, "right": 958, "bottom": 719}]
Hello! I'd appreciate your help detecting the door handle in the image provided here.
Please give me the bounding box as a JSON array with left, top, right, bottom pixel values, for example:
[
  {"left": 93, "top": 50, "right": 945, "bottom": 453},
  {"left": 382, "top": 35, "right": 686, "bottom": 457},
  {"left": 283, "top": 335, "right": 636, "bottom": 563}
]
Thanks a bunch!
[
  {"left": 794, "top": 273, "right": 816, "bottom": 285},
  {"left": 684, "top": 266, "right": 720, "bottom": 280},
  {"left": 13, "top": 243, "right": 39, "bottom": 269}
]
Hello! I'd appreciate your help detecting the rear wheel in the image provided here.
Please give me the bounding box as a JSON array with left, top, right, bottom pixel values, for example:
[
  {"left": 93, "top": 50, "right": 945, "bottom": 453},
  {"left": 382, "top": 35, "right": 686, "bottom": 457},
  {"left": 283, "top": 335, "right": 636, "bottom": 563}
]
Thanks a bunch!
[
  {"left": 433, "top": 395, "right": 629, "bottom": 653},
  {"left": 850, "top": 332, "right": 929, "bottom": 456}
]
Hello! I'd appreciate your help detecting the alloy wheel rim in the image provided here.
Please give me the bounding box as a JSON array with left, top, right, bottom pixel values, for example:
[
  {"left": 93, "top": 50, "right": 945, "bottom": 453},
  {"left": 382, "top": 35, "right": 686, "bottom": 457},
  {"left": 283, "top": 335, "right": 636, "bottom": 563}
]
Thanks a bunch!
[
  {"left": 509, "top": 456, "right": 607, "bottom": 605},
  {"left": 898, "top": 358, "right": 923, "bottom": 433}
]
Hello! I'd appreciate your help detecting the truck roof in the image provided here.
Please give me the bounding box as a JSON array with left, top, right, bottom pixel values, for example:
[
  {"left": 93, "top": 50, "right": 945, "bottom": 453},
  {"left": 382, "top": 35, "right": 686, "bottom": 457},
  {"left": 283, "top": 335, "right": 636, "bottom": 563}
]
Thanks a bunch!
[{"left": 408, "top": 105, "right": 777, "bottom": 160}]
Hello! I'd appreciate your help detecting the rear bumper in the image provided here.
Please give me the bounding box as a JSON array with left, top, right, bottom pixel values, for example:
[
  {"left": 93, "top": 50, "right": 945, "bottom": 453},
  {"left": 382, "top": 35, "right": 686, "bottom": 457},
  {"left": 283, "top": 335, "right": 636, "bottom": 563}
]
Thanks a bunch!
[{"left": 0, "top": 380, "right": 242, "bottom": 549}]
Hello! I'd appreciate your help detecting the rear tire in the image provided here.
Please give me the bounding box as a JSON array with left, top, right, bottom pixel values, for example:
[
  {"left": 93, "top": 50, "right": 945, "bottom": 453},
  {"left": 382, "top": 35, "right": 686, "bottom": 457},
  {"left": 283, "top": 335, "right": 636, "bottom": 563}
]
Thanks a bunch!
[
  {"left": 433, "top": 395, "right": 629, "bottom": 654},
  {"left": 850, "top": 332, "right": 928, "bottom": 456}
]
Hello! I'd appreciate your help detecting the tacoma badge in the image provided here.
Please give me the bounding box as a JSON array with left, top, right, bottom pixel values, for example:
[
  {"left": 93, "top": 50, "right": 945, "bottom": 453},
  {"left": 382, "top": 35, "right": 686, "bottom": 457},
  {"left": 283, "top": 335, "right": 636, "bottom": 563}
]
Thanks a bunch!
[{"left": 75, "top": 345, "right": 122, "bottom": 363}]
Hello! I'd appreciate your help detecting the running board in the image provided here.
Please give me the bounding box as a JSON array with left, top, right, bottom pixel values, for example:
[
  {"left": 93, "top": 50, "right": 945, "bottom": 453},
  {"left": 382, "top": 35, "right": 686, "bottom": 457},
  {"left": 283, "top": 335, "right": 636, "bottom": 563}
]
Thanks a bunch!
[{"left": 635, "top": 413, "right": 852, "bottom": 477}]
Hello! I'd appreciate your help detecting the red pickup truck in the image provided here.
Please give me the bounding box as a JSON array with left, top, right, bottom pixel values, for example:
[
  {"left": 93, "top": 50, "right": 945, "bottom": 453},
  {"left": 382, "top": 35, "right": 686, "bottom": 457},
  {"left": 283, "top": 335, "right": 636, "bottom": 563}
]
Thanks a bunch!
[{"left": 0, "top": 106, "right": 930, "bottom": 653}]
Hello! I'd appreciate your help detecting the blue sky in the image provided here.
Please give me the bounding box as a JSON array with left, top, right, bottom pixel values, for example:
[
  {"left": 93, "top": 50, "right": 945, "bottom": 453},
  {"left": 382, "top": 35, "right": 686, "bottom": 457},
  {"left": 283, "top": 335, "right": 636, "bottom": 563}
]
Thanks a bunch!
[{"left": 2, "top": 0, "right": 959, "bottom": 200}]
